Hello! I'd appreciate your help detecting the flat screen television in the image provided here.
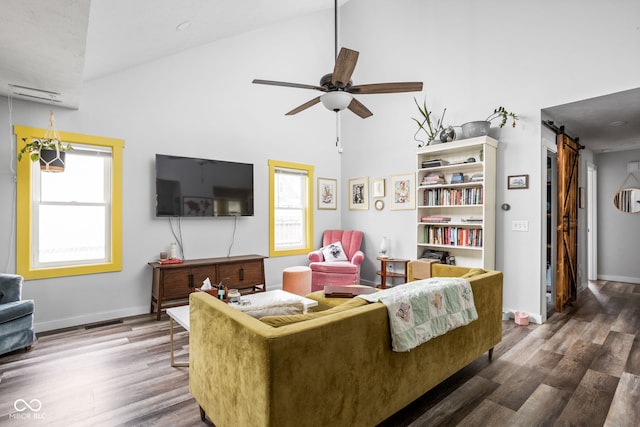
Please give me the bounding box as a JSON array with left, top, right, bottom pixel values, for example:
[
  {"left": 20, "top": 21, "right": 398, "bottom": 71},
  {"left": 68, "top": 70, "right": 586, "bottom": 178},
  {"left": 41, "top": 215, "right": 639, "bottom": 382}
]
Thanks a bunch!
[{"left": 155, "top": 154, "right": 254, "bottom": 217}]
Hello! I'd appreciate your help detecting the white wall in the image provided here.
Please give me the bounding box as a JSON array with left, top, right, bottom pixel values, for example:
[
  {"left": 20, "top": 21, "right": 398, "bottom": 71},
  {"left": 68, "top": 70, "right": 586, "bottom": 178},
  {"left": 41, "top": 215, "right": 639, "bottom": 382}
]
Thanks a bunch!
[
  {"left": 596, "top": 149, "right": 640, "bottom": 283},
  {"left": 0, "top": 11, "right": 344, "bottom": 331},
  {"left": 1, "top": 0, "right": 639, "bottom": 331},
  {"left": 338, "top": 0, "right": 640, "bottom": 322}
]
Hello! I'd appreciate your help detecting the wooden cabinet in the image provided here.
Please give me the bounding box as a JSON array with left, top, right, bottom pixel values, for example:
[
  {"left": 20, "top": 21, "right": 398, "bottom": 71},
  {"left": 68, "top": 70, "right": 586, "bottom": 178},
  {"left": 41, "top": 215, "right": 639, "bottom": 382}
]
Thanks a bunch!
[
  {"left": 148, "top": 255, "right": 266, "bottom": 320},
  {"left": 416, "top": 136, "right": 497, "bottom": 269}
]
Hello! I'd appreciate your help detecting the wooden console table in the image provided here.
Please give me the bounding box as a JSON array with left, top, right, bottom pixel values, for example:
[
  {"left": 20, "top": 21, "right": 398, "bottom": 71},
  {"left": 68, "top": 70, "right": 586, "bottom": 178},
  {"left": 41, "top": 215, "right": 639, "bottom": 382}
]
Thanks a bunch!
[
  {"left": 376, "top": 257, "right": 409, "bottom": 289},
  {"left": 148, "top": 254, "right": 267, "bottom": 320}
]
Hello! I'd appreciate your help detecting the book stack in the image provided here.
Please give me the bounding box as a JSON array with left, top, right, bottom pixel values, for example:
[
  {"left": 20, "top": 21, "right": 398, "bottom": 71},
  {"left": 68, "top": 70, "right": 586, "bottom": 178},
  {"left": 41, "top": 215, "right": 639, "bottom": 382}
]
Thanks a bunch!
[
  {"left": 470, "top": 173, "right": 484, "bottom": 182},
  {"left": 450, "top": 173, "right": 465, "bottom": 184},
  {"left": 421, "top": 216, "right": 452, "bottom": 223},
  {"left": 421, "top": 172, "right": 446, "bottom": 185},
  {"left": 421, "top": 159, "right": 449, "bottom": 168}
]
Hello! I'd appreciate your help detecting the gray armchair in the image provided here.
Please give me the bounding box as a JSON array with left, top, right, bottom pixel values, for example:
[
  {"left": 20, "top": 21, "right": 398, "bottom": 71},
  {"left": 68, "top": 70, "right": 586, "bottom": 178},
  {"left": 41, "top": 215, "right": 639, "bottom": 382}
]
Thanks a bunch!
[{"left": 0, "top": 274, "right": 36, "bottom": 356}]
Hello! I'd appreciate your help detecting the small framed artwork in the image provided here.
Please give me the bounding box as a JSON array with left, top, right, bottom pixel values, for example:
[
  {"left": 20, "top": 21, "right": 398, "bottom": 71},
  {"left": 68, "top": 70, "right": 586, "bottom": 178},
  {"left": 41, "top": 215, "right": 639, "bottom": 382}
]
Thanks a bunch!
[
  {"left": 507, "top": 174, "right": 529, "bottom": 190},
  {"left": 390, "top": 173, "right": 415, "bottom": 210},
  {"left": 371, "top": 178, "right": 385, "bottom": 197},
  {"left": 349, "top": 177, "right": 369, "bottom": 210},
  {"left": 317, "top": 177, "right": 337, "bottom": 210},
  {"left": 183, "top": 197, "right": 213, "bottom": 216}
]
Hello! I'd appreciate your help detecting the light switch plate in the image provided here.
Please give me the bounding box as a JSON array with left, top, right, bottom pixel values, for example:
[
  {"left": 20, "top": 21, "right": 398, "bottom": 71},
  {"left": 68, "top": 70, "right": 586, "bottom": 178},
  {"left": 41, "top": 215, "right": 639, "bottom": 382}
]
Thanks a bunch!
[{"left": 512, "top": 220, "right": 529, "bottom": 232}]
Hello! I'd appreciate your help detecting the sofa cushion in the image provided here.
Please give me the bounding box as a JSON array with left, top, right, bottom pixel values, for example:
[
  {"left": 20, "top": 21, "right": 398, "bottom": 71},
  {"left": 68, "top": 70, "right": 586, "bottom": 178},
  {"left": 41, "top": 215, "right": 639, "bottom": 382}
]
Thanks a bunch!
[
  {"left": 321, "top": 241, "right": 348, "bottom": 262},
  {"left": 308, "top": 261, "right": 358, "bottom": 274},
  {"left": 260, "top": 297, "right": 368, "bottom": 327},
  {"left": 236, "top": 300, "right": 304, "bottom": 319}
]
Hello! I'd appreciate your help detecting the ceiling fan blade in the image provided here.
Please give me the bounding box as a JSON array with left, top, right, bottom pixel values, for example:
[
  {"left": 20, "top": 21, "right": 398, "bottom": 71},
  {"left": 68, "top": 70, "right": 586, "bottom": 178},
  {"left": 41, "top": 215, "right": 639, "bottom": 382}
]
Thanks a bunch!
[
  {"left": 348, "top": 98, "right": 373, "bottom": 119},
  {"left": 286, "top": 97, "right": 321, "bottom": 115},
  {"left": 350, "top": 82, "right": 423, "bottom": 94},
  {"left": 252, "top": 79, "right": 327, "bottom": 92},
  {"left": 332, "top": 48, "right": 359, "bottom": 88}
]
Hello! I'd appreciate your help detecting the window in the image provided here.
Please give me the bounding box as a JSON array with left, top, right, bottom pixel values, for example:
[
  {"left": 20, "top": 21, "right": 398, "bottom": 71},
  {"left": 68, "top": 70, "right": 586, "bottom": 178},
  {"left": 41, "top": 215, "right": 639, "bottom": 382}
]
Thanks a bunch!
[
  {"left": 268, "top": 160, "right": 314, "bottom": 257},
  {"left": 15, "top": 126, "right": 124, "bottom": 279}
]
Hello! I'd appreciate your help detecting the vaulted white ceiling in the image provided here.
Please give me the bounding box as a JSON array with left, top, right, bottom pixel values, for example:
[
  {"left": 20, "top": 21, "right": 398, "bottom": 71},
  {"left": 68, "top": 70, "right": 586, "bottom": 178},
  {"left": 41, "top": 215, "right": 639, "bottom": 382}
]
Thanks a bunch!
[{"left": 0, "top": 0, "right": 638, "bottom": 152}]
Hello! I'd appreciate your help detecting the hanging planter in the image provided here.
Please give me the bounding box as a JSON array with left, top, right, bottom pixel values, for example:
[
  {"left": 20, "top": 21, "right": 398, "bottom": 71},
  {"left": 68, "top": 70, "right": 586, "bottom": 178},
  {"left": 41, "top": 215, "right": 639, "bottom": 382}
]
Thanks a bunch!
[
  {"left": 17, "top": 112, "right": 72, "bottom": 172},
  {"left": 39, "top": 148, "right": 66, "bottom": 172}
]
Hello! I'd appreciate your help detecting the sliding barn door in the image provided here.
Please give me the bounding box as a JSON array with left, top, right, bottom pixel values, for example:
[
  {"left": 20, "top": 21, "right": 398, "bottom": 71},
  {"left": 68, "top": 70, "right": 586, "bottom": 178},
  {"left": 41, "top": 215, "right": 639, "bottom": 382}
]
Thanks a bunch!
[{"left": 556, "top": 133, "right": 580, "bottom": 311}]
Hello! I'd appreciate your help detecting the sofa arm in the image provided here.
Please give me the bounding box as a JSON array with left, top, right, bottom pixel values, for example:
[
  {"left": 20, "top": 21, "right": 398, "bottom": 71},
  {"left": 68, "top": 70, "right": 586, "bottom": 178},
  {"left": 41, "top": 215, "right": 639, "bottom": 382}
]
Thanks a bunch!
[
  {"left": 350, "top": 250, "right": 364, "bottom": 265},
  {"left": 308, "top": 250, "right": 324, "bottom": 262},
  {"left": 0, "top": 274, "right": 23, "bottom": 304}
]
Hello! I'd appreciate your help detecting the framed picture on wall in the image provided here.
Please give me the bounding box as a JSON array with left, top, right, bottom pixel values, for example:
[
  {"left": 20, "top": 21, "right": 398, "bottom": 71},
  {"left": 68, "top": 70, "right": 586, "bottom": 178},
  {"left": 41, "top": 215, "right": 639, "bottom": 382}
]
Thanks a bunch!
[
  {"left": 508, "top": 174, "right": 529, "bottom": 189},
  {"left": 372, "top": 178, "right": 385, "bottom": 197},
  {"left": 348, "top": 177, "right": 369, "bottom": 210},
  {"left": 317, "top": 177, "right": 337, "bottom": 210},
  {"left": 390, "top": 173, "right": 415, "bottom": 210}
]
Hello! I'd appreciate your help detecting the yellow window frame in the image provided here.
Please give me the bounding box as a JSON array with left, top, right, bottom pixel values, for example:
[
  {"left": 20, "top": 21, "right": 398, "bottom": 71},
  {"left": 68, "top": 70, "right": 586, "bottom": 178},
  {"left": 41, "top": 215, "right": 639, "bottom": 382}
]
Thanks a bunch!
[
  {"left": 268, "top": 159, "right": 314, "bottom": 257},
  {"left": 14, "top": 125, "right": 124, "bottom": 280}
]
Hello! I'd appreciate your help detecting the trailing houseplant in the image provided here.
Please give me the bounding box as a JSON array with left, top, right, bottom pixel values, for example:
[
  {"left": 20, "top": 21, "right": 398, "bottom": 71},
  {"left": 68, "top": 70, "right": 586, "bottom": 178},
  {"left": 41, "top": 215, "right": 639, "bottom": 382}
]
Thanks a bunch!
[
  {"left": 486, "top": 106, "right": 519, "bottom": 128},
  {"left": 461, "top": 106, "right": 519, "bottom": 139},
  {"left": 412, "top": 97, "right": 447, "bottom": 146},
  {"left": 18, "top": 137, "right": 72, "bottom": 163},
  {"left": 17, "top": 112, "right": 72, "bottom": 172}
]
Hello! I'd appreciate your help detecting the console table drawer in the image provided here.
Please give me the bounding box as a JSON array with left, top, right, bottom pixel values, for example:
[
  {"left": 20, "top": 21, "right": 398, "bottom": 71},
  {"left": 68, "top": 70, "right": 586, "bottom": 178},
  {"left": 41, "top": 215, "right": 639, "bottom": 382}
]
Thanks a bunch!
[{"left": 218, "top": 261, "right": 264, "bottom": 289}]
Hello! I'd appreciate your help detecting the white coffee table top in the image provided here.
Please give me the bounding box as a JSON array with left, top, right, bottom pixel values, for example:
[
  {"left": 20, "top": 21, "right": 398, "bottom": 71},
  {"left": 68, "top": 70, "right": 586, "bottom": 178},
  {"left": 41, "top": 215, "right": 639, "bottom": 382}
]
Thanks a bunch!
[
  {"left": 167, "top": 305, "right": 190, "bottom": 331},
  {"left": 167, "top": 289, "right": 318, "bottom": 331}
]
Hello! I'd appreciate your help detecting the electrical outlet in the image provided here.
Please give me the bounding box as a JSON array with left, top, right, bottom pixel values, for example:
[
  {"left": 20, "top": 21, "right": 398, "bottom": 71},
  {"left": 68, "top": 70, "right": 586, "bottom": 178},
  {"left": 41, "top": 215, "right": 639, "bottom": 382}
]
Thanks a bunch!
[{"left": 512, "top": 220, "right": 529, "bottom": 232}]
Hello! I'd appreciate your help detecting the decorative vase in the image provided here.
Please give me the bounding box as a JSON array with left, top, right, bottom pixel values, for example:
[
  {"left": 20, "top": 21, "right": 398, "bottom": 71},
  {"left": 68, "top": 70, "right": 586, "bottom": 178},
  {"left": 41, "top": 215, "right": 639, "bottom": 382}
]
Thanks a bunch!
[
  {"left": 39, "top": 149, "right": 66, "bottom": 172},
  {"left": 378, "top": 236, "right": 389, "bottom": 258},
  {"left": 461, "top": 121, "right": 491, "bottom": 139},
  {"left": 439, "top": 126, "right": 456, "bottom": 142}
]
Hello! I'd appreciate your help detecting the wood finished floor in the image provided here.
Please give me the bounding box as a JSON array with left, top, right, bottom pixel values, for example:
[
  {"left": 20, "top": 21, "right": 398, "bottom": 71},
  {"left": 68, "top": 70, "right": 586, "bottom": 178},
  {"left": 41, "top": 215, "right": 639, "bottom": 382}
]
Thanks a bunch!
[{"left": 1, "top": 280, "right": 638, "bottom": 427}]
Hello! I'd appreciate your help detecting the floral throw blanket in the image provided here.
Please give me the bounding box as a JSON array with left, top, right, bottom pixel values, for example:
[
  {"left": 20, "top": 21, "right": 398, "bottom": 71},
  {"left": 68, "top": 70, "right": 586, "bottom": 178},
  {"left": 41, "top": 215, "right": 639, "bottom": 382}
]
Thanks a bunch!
[{"left": 358, "top": 277, "right": 478, "bottom": 352}]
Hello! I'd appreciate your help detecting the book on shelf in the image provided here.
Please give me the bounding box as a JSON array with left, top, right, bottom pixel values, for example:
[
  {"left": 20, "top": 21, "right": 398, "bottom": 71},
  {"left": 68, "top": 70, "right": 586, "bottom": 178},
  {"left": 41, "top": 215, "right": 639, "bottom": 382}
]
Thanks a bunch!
[
  {"left": 421, "top": 216, "right": 451, "bottom": 223},
  {"left": 450, "top": 173, "right": 465, "bottom": 184},
  {"left": 421, "top": 159, "right": 449, "bottom": 168},
  {"left": 469, "top": 173, "right": 484, "bottom": 182},
  {"left": 421, "top": 171, "right": 446, "bottom": 185},
  {"left": 462, "top": 216, "right": 483, "bottom": 223}
]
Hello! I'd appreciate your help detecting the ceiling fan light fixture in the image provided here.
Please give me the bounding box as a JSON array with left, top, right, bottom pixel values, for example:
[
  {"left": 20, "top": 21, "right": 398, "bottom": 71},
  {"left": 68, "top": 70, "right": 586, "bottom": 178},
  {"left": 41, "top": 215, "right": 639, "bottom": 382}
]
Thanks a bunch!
[{"left": 320, "top": 91, "right": 352, "bottom": 112}]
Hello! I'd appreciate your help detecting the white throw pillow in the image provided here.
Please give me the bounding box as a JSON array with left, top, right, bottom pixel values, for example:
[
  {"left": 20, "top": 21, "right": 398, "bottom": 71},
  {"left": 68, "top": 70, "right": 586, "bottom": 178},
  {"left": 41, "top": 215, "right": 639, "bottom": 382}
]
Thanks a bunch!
[{"left": 321, "top": 241, "right": 348, "bottom": 262}]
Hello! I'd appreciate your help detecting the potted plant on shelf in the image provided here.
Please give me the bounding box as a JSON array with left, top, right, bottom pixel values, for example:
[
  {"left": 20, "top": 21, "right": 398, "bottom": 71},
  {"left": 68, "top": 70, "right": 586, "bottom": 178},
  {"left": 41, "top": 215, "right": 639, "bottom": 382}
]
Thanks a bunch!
[
  {"left": 17, "top": 112, "right": 71, "bottom": 172},
  {"left": 412, "top": 97, "right": 447, "bottom": 147},
  {"left": 461, "top": 106, "right": 519, "bottom": 139}
]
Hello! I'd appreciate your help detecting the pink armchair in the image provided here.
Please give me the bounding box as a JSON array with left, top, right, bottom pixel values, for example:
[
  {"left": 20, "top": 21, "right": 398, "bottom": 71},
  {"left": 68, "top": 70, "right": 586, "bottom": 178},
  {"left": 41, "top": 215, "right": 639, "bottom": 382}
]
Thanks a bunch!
[{"left": 307, "top": 230, "right": 365, "bottom": 291}]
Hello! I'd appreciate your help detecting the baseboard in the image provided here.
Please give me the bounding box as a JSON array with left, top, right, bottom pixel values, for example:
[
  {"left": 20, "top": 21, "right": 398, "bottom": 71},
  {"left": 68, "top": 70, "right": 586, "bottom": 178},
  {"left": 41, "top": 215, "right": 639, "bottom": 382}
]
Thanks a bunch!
[
  {"left": 597, "top": 274, "right": 640, "bottom": 285},
  {"left": 34, "top": 305, "right": 150, "bottom": 333}
]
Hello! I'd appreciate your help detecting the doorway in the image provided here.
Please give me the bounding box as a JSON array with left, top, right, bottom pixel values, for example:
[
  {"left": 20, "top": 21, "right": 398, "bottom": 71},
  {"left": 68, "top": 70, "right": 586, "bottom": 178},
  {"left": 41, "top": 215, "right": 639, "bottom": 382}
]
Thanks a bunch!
[{"left": 546, "top": 151, "right": 557, "bottom": 315}]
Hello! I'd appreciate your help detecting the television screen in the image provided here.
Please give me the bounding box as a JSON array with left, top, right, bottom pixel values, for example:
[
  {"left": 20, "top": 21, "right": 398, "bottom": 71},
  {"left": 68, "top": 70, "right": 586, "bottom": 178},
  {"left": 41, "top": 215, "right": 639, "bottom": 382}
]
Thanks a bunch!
[{"left": 155, "top": 154, "right": 254, "bottom": 217}]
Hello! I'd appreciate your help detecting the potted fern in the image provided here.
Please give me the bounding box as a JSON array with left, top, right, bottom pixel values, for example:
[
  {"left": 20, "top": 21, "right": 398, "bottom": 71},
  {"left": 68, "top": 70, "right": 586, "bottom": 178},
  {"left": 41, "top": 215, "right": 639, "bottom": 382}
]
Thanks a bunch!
[{"left": 461, "top": 107, "right": 519, "bottom": 139}]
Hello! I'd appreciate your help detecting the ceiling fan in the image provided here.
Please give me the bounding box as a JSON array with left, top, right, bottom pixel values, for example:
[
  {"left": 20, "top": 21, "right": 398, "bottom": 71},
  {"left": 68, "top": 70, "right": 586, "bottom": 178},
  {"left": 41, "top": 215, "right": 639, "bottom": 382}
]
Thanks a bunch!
[{"left": 252, "top": 1, "right": 423, "bottom": 119}]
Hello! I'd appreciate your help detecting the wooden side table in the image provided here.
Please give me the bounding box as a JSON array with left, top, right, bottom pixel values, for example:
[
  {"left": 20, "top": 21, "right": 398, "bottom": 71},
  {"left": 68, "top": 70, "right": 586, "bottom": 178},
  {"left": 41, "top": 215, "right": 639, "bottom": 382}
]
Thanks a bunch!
[{"left": 376, "top": 257, "right": 409, "bottom": 289}]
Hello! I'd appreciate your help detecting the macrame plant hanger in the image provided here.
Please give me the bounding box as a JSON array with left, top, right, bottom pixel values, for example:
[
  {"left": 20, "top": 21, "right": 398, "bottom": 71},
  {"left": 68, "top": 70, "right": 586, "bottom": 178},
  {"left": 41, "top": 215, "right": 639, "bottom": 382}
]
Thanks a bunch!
[{"left": 40, "top": 111, "right": 66, "bottom": 172}]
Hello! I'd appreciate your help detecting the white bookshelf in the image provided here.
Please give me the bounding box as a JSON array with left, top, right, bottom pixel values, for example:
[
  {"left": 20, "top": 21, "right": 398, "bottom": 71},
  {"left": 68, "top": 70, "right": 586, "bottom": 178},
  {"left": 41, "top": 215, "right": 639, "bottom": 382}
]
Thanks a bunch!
[{"left": 416, "top": 136, "right": 497, "bottom": 269}]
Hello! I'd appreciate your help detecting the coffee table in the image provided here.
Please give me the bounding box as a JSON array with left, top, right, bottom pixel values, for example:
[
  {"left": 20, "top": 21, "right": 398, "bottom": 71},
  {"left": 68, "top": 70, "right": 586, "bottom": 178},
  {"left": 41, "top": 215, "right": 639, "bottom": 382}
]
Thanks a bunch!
[
  {"left": 166, "top": 305, "right": 190, "bottom": 367},
  {"left": 166, "top": 289, "right": 318, "bottom": 367}
]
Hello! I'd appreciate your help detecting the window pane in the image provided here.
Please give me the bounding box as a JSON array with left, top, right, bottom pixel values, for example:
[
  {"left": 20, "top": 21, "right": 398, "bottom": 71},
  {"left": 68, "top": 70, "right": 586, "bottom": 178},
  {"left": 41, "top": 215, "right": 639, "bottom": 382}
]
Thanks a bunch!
[
  {"left": 41, "top": 153, "right": 107, "bottom": 203},
  {"left": 37, "top": 205, "right": 107, "bottom": 263},
  {"left": 274, "top": 169, "right": 307, "bottom": 250},
  {"left": 274, "top": 208, "right": 304, "bottom": 250}
]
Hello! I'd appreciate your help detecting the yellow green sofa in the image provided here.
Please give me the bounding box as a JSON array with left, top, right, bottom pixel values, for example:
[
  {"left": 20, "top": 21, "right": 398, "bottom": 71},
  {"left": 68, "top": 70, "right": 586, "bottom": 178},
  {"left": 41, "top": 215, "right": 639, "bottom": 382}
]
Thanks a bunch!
[{"left": 189, "top": 263, "right": 503, "bottom": 426}]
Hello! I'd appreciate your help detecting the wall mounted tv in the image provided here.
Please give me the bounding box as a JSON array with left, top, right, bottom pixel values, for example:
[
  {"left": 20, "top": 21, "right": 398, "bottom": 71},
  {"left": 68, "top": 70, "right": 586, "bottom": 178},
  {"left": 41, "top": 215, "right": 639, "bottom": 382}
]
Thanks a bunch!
[{"left": 155, "top": 154, "right": 254, "bottom": 217}]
